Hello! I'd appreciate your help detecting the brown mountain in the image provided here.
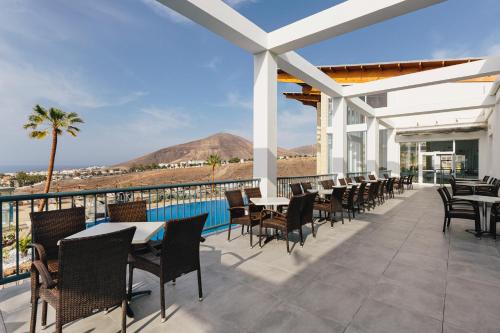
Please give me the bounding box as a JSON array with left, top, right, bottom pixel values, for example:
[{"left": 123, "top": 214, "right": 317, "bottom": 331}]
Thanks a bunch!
[
  {"left": 290, "top": 144, "right": 316, "bottom": 156},
  {"left": 116, "top": 132, "right": 298, "bottom": 167}
]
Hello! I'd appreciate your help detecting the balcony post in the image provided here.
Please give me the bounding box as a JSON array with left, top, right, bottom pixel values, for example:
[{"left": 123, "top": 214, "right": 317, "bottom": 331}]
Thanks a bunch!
[
  {"left": 253, "top": 51, "right": 278, "bottom": 197},
  {"left": 387, "top": 128, "right": 400, "bottom": 177},
  {"left": 331, "top": 97, "right": 347, "bottom": 177},
  {"left": 366, "top": 116, "right": 380, "bottom": 175}
]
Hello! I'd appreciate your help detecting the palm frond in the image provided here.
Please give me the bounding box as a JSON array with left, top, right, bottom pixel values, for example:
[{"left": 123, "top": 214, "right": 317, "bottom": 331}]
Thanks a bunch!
[
  {"left": 33, "top": 105, "right": 48, "bottom": 118},
  {"left": 23, "top": 122, "right": 38, "bottom": 130},
  {"left": 29, "top": 130, "right": 48, "bottom": 139}
]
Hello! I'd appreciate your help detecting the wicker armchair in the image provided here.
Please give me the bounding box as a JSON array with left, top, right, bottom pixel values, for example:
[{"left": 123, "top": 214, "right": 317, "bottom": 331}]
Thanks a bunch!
[
  {"left": 132, "top": 213, "right": 208, "bottom": 322},
  {"left": 225, "top": 189, "right": 259, "bottom": 246},
  {"left": 301, "top": 192, "right": 316, "bottom": 238},
  {"left": 491, "top": 204, "right": 499, "bottom": 239},
  {"left": 259, "top": 195, "right": 305, "bottom": 253},
  {"left": 300, "top": 182, "right": 313, "bottom": 192},
  {"left": 354, "top": 182, "right": 367, "bottom": 213},
  {"left": 377, "top": 180, "right": 387, "bottom": 204},
  {"left": 338, "top": 178, "right": 347, "bottom": 186},
  {"left": 368, "top": 175, "right": 376, "bottom": 180},
  {"left": 314, "top": 187, "right": 346, "bottom": 227},
  {"left": 346, "top": 177, "right": 353, "bottom": 184},
  {"left": 30, "top": 227, "right": 135, "bottom": 333},
  {"left": 354, "top": 176, "right": 361, "bottom": 183},
  {"left": 290, "top": 183, "right": 303, "bottom": 196},
  {"left": 320, "top": 179, "right": 334, "bottom": 189},
  {"left": 29, "top": 207, "right": 86, "bottom": 323},
  {"left": 342, "top": 185, "right": 358, "bottom": 221},
  {"left": 437, "top": 188, "right": 480, "bottom": 234},
  {"left": 108, "top": 200, "right": 161, "bottom": 302}
]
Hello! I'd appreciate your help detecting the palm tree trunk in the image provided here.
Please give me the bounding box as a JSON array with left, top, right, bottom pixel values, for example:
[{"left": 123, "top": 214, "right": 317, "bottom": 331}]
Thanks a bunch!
[
  {"left": 38, "top": 128, "right": 57, "bottom": 211},
  {"left": 211, "top": 166, "right": 215, "bottom": 192}
]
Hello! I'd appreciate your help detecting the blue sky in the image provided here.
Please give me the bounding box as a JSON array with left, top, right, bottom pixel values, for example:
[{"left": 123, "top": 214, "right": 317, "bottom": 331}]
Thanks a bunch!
[{"left": 0, "top": 0, "right": 499, "bottom": 168}]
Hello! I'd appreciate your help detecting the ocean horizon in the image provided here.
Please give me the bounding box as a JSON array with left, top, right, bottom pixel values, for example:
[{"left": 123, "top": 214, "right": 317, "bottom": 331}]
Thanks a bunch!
[{"left": 0, "top": 164, "right": 95, "bottom": 173}]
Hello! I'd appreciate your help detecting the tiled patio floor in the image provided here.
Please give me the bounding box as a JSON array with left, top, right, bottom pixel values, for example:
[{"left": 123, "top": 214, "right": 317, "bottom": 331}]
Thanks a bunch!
[{"left": 2, "top": 186, "right": 500, "bottom": 333}]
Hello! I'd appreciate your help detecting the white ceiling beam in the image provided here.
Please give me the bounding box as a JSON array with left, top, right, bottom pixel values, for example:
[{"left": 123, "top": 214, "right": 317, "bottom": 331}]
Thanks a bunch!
[
  {"left": 377, "top": 95, "right": 496, "bottom": 118},
  {"left": 156, "top": 0, "right": 267, "bottom": 53},
  {"left": 267, "top": 0, "right": 445, "bottom": 54},
  {"left": 343, "top": 55, "right": 500, "bottom": 97},
  {"left": 276, "top": 51, "right": 344, "bottom": 98}
]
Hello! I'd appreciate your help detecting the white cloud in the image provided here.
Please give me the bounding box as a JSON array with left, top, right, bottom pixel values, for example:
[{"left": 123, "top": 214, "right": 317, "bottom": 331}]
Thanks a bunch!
[
  {"left": 224, "top": 0, "right": 259, "bottom": 8},
  {"left": 431, "top": 33, "right": 500, "bottom": 59},
  {"left": 139, "top": 107, "right": 192, "bottom": 130},
  {"left": 215, "top": 92, "right": 252, "bottom": 110},
  {"left": 204, "top": 56, "right": 221, "bottom": 71}
]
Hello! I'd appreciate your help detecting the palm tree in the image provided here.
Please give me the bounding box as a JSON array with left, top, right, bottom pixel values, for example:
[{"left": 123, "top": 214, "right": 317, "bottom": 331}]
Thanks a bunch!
[
  {"left": 23, "top": 105, "right": 84, "bottom": 211},
  {"left": 206, "top": 153, "right": 222, "bottom": 191}
]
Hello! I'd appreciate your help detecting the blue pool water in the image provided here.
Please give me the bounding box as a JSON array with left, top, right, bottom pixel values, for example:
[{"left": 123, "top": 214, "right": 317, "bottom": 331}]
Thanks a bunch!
[{"left": 147, "top": 199, "right": 230, "bottom": 239}]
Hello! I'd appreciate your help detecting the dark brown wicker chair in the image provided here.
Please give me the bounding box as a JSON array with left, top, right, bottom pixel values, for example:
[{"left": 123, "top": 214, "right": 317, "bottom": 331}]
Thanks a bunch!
[
  {"left": 30, "top": 227, "right": 135, "bottom": 333},
  {"left": 320, "top": 179, "right": 334, "bottom": 189},
  {"left": 300, "top": 182, "right": 313, "bottom": 192},
  {"left": 225, "top": 189, "right": 259, "bottom": 246},
  {"left": 354, "top": 182, "right": 367, "bottom": 213},
  {"left": 491, "top": 203, "right": 499, "bottom": 239},
  {"left": 314, "top": 187, "right": 346, "bottom": 227},
  {"left": 338, "top": 178, "right": 347, "bottom": 186},
  {"left": 354, "top": 176, "right": 362, "bottom": 183},
  {"left": 290, "top": 183, "right": 303, "bottom": 196},
  {"left": 259, "top": 195, "right": 305, "bottom": 253},
  {"left": 132, "top": 213, "right": 208, "bottom": 322},
  {"left": 359, "top": 176, "right": 366, "bottom": 181},
  {"left": 346, "top": 177, "right": 353, "bottom": 184},
  {"left": 29, "top": 207, "right": 86, "bottom": 323},
  {"left": 377, "top": 180, "right": 386, "bottom": 204},
  {"left": 108, "top": 200, "right": 161, "bottom": 302},
  {"left": 301, "top": 192, "right": 316, "bottom": 239},
  {"left": 368, "top": 175, "right": 376, "bottom": 180},
  {"left": 342, "top": 185, "right": 358, "bottom": 220},
  {"left": 437, "top": 188, "right": 480, "bottom": 234}
]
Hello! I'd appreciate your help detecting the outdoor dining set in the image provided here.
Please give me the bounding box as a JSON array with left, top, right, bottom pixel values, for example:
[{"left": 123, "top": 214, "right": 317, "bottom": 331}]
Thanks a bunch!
[
  {"left": 438, "top": 175, "right": 500, "bottom": 238},
  {"left": 28, "top": 200, "right": 208, "bottom": 333}
]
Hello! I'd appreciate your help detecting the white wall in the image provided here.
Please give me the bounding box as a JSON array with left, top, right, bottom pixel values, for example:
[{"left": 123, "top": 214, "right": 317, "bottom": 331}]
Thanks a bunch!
[{"left": 487, "top": 98, "right": 500, "bottom": 178}]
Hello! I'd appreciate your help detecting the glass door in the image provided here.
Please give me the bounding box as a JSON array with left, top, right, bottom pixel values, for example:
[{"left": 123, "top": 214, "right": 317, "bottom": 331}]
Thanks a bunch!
[
  {"left": 420, "top": 153, "right": 437, "bottom": 184},
  {"left": 418, "top": 152, "right": 454, "bottom": 185}
]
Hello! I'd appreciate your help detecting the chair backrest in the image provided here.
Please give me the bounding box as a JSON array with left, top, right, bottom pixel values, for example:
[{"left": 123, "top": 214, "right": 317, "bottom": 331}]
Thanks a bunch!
[
  {"left": 442, "top": 186, "right": 453, "bottom": 201},
  {"left": 244, "top": 187, "right": 261, "bottom": 199},
  {"left": 346, "top": 185, "right": 358, "bottom": 205},
  {"left": 409, "top": 175, "right": 414, "bottom": 184},
  {"left": 290, "top": 183, "right": 303, "bottom": 196},
  {"left": 301, "top": 193, "right": 316, "bottom": 225},
  {"left": 383, "top": 174, "right": 389, "bottom": 179},
  {"left": 30, "top": 207, "right": 86, "bottom": 260},
  {"left": 338, "top": 178, "right": 347, "bottom": 186},
  {"left": 356, "top": 182, "right": 367, "bottom": 203},
  {"left": 320, "top": 179, "right": 335, "bottom": 189},
  {"left": 368, "top": 175, "right": 376, "bottom": 180},
  {"left": 436, "top": 188, "right": 449, "bottom": 214},
  {"left": 448, "top": 179, "right": 457, "bottom": 195},
  {"left": 161, "top": 213, "right": 208, "bottom": 282},
  {"left": 379, "top": 180, "right": 387, "bottom": 195},
  {"left": 331, "top": 187, "right": 346, "bottom": 211},
  {"left": 286, "top": 195, "right": 305, "bottom": 230},
  {"left": 359, "top": 176, "right": 365, "bottom": 181},
  {"left": 225, "top": 190, "right": 245, "bottom": 218},
  {"left": 58, "top": 227, "right": 135, "bottom": 319},
  {"left": 483, "top": 175, "right": 489, "bottom": 182},
  {"left": 354, "top": 176, "right": 361, "bottom": 183},
  {"left": 108, "top": 200, "right": 147, "bottom": 222},
  {"left": 346, "top": 177, "right": 353, "bottom": 184},
  {"left": 244, "top": 187, "right": 263, "bottom": 213},
  {"left": 369, "top": 181, "right": 379, "bottom": 197},
  {"left": 492, "top": 203, "right": 499, "bottom": 221},
  {"left": 301, "top": 182, "right": 313, "bottom": 191}
]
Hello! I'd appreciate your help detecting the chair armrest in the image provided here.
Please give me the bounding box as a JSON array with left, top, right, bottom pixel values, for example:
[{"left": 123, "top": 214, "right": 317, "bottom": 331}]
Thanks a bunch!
[
  {"left": 261, "top": 209, "right": 286, "bottom": 219},
  {"left": 29, "top": 243, "right": 47, "bottom": 264},
  {"left": 32, "top": 260, "right": 56, "bottom": 289},
  {"left": 228, "top": 206, "right": 247, "bottom": 211}
]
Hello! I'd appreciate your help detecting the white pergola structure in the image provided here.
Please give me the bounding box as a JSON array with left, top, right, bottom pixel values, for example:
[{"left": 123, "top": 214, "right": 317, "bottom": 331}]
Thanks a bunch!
[{"left": 157, "top": 0, "right": 500, "bottom": 195}]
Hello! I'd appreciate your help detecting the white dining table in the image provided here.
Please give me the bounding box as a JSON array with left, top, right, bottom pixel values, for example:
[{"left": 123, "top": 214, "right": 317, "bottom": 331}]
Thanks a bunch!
[
  {"left": 251, "top": 197, "right": 290, "bottom": 208},
  {"left": 454, "top": 195, "right": 500, "bottom": 235},
  {"left": 62, "top": 222, "right": 165, "bottom": 245},
  {"left": 458, "top": 183, "right": 495, "bottom": 194}
]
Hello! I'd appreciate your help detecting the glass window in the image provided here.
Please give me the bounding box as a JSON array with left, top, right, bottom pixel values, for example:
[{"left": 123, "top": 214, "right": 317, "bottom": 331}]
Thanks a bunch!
[
  {"left": 424, "top": 141, "right": 453, "bottom": 152},
  {"left": 327, "top": 133, "right": 333, "bottom": 173},
  {"left": 379, "top": 129, "right": 388, "bottom": 171},
  {"left": 347, "top": 131, "right": 366, "bottom": 173},
  {"left": 455, "top": 140, "right": 479, "bottom": 177},
  {"left": 366, "top": 93, "right": 387, "bottom": 108},
  {"left": 327, "top": 98, "right": 333, "bottom": 127},
  {"left": 400, "top": 142, "right": 418, "bottom": 179},
  {"left": 347, "top": 105, "right": 365, "bottom": 125}
]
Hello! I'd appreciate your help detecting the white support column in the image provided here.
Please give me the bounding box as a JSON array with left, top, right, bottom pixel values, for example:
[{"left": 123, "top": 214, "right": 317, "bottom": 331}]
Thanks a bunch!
[
  {"left": 331, "top": 97, "right": 347, "bottom": 177},
  {"left": 366, "top": 117, "right": 379, "bottom": 175},
  {"left": 387, "top": 128, "right": 400, "bottom": 177},
  {"left": 253, "top": 51, "right": 278, "bottom": 197}
]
